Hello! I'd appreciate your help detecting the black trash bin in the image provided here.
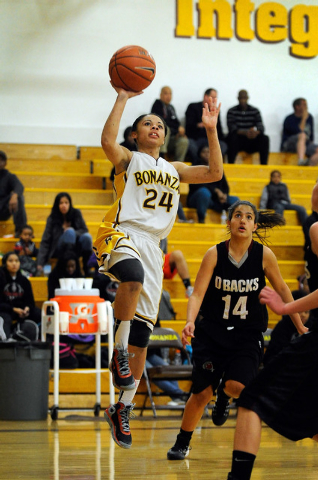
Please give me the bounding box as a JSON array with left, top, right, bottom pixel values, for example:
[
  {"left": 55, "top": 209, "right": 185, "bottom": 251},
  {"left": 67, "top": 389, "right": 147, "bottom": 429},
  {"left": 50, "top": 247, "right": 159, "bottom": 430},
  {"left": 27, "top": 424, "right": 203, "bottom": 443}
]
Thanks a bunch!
[{"left": 0, "top": 341, "right": 51, "bottom": 421}]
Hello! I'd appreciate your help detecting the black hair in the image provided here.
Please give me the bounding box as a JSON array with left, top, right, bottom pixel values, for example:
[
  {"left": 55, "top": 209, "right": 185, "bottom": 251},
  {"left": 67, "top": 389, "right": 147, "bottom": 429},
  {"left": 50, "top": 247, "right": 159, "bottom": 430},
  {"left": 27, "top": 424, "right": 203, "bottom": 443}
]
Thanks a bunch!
[
  {"left": 227, "top": 200, "right": 285, "bottom": 244},
  {"left": 293, "top": 98, "right": 305, "bottom": 109},
  {"left": 53, "top": 249, "right": 82, "bottom": 277},
  {"left": 270, "top": 169, "right": 281, "bottom": 179},
  {"left": 123, "top": 126, "right": 133, "bottom": 141},
  {"left": 204, "top": 88, "right": 217, "bottom": 96},
  {"left": 50, "top": 192, "right": 74, "bottom": 223},
  {"left": 1, "top": 251, "right": 19, "bottom": 267},
  {"left": 17, "top": 224, "right": 34, "bottom": 237},
  {"left": 0, "top": 151, "right": 7, "bottom": 162},
  {"left": 132, "top": 113, "right": 168, "bottom": 137}
]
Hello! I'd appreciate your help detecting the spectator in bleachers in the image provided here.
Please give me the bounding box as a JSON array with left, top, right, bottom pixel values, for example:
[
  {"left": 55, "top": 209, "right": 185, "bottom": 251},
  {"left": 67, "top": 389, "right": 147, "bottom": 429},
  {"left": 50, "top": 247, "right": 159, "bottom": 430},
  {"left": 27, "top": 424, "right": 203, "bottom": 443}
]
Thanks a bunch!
[
  {"left": 14, "top": 224, "right": 38, "bottom": 277},
  {"left": 151, "top": 86, "right": 189, "bottom": 162},
  {"left": 0, "top": 150, "right": 27, "bottom": 237},
  {"left": 185, "top": 88, "right": 227, "bottom": 162},
  {"left": 120, "top": 126, "right": 138, "bottom": 152},
  {"left": 160, "top": 238, "right": 193, "bottom": 298},
  {"left": 36, "top": 192, "right": 92, "bottom": 276},
  {"left": 187, "top": 145, "right": 239, "bottom": 223},
  {"left": 259, "top": 170, "right": 308, "bottom": 227},
  {"left": 0, "top": 251, "right": 41, "bottom": 339},
  {"left": 226, "top": 89, "right": 269, "bottom": 165},
  {"left": 281, "top": 98, "right": 318, "bottom": 166},
  {"left": 47, "top": 249, "right": 83, "bottom": 299}
]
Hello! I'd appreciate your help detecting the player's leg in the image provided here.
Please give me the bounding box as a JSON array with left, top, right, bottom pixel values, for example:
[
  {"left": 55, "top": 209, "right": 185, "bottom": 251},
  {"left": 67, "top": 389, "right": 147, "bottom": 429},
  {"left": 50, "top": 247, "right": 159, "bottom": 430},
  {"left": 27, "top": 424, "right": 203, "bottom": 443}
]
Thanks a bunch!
[
  {"left": 108, "top": 258, "right": 144, "bottom": 391},
  {"left": 227, "top": 407, "right": 260, "bottom": 480},
  {"left": 167, "top": 386, "right": 213, "bottom": 460},
  {"left": 105, "top": 320, "right": 150, "bottom": 450}
]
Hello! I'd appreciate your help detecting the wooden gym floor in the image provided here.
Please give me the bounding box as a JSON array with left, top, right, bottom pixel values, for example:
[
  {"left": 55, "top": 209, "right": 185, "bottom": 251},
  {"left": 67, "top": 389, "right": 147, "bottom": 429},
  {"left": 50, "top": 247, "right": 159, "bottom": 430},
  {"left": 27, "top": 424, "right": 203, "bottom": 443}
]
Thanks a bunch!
[{"left": 1, "top": 412, "right": 318, "bottom": 480}]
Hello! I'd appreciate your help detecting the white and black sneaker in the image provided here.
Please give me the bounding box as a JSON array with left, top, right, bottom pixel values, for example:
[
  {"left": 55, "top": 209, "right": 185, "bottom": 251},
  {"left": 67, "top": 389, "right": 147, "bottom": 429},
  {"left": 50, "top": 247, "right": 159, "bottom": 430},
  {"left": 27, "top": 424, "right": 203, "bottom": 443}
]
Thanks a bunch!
[{"left": 167, "top": 443, "right": 190, "bottom": 460}]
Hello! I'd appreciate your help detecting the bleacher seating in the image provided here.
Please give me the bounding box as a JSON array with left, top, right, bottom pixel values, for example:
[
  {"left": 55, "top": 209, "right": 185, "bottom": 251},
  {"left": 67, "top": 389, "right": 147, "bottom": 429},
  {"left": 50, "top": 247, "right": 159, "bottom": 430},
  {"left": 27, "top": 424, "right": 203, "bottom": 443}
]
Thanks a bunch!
[{"left": 0, "top": 144, "right": 315, "bottom": 409}]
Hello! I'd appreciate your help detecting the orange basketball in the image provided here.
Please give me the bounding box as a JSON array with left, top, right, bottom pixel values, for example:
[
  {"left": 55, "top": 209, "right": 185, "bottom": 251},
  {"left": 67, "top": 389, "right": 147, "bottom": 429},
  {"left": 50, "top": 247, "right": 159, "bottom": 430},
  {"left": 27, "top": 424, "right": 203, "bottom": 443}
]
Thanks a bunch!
[{"left": 109, "top": 45, "right": 156, "bottom": 92}]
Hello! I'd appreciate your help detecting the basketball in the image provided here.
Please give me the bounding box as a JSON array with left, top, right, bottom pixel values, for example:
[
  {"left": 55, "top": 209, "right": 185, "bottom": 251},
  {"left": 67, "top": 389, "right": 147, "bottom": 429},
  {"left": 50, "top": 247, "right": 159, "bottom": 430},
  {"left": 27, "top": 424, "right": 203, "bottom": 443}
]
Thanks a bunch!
[{"left": 109, "top": 45, "right": 156, "bottom": 92}]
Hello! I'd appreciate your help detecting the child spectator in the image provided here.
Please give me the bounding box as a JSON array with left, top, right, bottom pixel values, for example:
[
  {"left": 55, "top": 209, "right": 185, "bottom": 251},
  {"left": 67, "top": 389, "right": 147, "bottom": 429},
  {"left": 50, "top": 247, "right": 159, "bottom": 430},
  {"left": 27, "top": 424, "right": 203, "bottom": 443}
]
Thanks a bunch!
[
  {"left": 259, "top": 170, "right": 308, "bottom": 227},
  {"left": 0, "top": 251, "right": 41, "bottom": 339},
  {"left": 14, "top": 224, "right": 38, "bottom": 277}
]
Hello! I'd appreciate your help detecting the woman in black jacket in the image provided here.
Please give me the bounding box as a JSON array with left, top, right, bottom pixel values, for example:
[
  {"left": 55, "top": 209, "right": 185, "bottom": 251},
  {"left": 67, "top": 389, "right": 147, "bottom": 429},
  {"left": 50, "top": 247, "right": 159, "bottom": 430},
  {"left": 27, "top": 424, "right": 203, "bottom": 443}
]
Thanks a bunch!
[
  {"left": 36, "top": 192, "right": 92, "bottom": 276},
  {"left": 0, "top": 251, "right": 41, "bottom": 339}
]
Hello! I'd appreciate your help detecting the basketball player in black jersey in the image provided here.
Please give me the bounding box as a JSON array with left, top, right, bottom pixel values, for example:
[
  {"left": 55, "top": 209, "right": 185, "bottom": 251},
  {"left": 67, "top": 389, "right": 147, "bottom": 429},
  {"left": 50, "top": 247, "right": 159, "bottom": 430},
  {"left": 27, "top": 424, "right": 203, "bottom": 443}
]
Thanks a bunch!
[
  {"left": 226, "top": 184, "right": 318, "bottom": 480},
  {"left": 167, "top": 200, "right": 305, "bottom": 461}
]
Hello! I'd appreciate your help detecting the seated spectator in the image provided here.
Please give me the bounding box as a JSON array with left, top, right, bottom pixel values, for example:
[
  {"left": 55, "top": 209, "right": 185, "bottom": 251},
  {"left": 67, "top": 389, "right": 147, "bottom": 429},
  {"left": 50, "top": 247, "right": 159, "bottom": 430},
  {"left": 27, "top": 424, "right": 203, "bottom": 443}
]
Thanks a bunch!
[
  {"left": 226, "top": 89, "right": 269, "bottom": 165},
  {"left": 186, "top": 145, "right": 239, "bottom": 223},
  {"left": 160, "top": 238, "right": 193, "bottom": 298},
  {"left": 146, "top": 350, "right": 188, "bottom": 406},
  {"left": 259, "top": 170, "right": 308, "bottom": 226},
  {"left": 120, "top": 125, "right": 138, "bottom": 151},
  {"left": 0, "top": 251, "right": 41, "bottom": 339},
  {"left": 36, "top": 192, "right": 93, "bottom": 276},
  {"left": 47, "top": 249, "right": 83, "bottom": 299},
  {"left": 14, "top": 224, "right": 38, "bottom": 277},
  {"left": 110, "top": 126, "right": 138, "bottom": 183},
  {"left": 0, "top": 150, "right": 27, "bottom": 237},
  {"left": 263, "top": 289, "right": 312, "bottom": 366},
  {"left": 151, "top": 86, "right": 189, "bottom": 162},
  {"left": 185, "top": 88, "right": 227, "bottom": 161},
  {"left": 281, "top": 97, "right": 318, "bottom": 166}
]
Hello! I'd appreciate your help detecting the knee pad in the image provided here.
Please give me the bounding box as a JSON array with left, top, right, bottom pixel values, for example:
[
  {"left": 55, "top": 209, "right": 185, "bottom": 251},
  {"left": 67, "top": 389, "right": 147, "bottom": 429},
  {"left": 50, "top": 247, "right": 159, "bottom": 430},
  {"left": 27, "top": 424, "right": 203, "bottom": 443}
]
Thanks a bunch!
[
  {"left": 129, "top": 320, "right": 152, "bottom": 348},
  {"left": 109, "top": 258, "right": 144, "bottom": 284}
]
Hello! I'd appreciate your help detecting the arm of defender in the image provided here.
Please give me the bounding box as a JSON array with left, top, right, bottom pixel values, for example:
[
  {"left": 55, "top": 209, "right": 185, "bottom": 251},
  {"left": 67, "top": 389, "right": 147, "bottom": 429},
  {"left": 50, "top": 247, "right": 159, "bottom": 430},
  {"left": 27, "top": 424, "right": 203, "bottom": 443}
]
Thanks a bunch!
[
  {"left": 182, "top": 246, "right": 217, "bottom": 345},
  {"left": 263, "top": 247, "right": 308, "bottom": 335}
]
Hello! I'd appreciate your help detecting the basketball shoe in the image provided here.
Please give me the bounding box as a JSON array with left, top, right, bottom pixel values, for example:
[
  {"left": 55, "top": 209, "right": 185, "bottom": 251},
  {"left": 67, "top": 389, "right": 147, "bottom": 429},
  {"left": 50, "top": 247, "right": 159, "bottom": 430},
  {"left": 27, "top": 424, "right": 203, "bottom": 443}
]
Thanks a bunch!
[
  {"left": 110, "top": 344, "right": 135, "bottom": 390},
  {"left": 212, "top": 386, "right": 231, "bottom": 426},
  {"left": 104, "top": 402, "right": 134, "bottom": 449},
  {"left": 167, "top": 443, "right": 190, "bottom": 460}
]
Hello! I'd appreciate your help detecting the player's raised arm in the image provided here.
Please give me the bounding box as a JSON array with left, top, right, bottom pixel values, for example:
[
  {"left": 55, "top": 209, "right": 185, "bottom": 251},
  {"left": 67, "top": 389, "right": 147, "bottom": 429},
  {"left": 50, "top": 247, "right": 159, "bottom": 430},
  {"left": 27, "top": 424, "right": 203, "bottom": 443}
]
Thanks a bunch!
[
  {"left": 173, "top": 94, "right": 223, "bottom": 184},
  {"left": 101, "top": 86, "right": 142, "bottom": 170}
]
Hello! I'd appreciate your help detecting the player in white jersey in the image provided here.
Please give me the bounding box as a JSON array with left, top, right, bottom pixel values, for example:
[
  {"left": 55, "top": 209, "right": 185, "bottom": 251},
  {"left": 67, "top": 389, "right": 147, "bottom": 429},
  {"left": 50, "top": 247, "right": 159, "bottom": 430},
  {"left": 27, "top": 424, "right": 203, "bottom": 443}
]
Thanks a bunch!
[{"left": 93, "top": 83, "right": 223, "bottom": 449}]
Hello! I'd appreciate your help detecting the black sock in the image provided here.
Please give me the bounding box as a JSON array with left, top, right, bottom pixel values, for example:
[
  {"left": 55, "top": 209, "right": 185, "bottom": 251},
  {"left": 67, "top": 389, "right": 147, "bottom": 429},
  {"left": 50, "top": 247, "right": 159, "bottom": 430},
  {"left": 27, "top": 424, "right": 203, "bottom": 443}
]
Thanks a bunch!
[
  {"left": 176, "top": 428, "right": 193, "bottom": 448},
  {"left": 182, "top": 278, "right": 191, "bottom": 289},
  {"left": 231, "top": 450, "right": 256, "bottom": 480}
]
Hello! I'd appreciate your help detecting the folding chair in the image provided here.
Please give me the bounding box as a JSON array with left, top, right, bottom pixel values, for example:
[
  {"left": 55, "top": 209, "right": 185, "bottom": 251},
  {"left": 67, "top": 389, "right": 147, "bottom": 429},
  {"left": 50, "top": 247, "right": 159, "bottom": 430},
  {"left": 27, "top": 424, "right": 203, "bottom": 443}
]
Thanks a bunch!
[{"left": 141, "top": 327, "right": 192, "bottom": 417}]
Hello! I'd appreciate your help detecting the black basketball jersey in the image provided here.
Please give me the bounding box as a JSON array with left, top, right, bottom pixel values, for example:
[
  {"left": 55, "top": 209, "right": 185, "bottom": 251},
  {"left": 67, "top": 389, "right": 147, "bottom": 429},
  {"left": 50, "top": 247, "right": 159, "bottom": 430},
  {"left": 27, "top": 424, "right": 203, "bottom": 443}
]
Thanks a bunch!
[{"left": 199, "top": 240, "right": 268, "bottom": 333}]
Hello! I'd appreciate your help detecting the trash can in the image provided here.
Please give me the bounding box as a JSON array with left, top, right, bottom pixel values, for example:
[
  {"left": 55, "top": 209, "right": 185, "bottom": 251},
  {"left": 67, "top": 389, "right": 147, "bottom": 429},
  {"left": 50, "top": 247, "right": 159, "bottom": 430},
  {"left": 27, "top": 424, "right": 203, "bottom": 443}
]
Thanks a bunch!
[{"left": 0, "top": 341, "right": 51, "bottom": 421}]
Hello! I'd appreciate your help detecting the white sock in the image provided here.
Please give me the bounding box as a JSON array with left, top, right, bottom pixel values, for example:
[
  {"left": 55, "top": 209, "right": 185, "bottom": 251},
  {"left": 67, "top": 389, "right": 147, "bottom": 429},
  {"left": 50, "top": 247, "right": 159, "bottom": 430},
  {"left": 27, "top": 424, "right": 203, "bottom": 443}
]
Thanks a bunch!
[
  {"left": 115, "top": 320, "right": 131, "bottom": 349},
  {"left": 119, "top": 379, "right": 140, "bottom": 406}
]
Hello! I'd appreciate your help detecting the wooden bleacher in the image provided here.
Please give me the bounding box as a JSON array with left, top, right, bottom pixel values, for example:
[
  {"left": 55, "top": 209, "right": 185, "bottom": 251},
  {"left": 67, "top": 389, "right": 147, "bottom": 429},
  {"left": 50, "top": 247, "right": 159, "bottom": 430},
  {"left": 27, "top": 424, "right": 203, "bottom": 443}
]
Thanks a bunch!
[{"left": 0, "top": 143, "right": 315, "bottom": 409}]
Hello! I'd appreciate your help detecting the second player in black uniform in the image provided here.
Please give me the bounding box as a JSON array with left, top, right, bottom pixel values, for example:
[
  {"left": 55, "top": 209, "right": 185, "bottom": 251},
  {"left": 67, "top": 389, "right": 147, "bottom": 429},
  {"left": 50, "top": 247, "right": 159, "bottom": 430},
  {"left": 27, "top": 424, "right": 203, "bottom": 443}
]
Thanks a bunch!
[{"left": 167, "top": 200, "right": 303, "bottom": 460}]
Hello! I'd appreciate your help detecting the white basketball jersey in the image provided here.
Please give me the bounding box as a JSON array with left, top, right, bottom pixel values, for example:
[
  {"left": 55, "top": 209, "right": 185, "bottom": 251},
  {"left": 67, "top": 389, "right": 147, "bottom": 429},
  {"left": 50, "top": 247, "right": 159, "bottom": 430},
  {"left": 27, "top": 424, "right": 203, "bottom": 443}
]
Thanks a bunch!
[{"left": 107, "top": 152, "right": 180, "bottom": 239}]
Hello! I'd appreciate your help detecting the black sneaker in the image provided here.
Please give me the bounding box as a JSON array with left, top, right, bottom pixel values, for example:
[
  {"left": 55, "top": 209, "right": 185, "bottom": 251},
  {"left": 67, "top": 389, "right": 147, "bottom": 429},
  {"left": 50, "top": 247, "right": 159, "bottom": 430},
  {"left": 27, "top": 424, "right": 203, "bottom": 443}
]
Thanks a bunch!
[
  {"left": 212, "top": 390, "right": 230, "bottom": 426},
  {"left": 110, "top": 344, "right": 135, "bottom": 390},
  {"left": 167, "top": 443, "right": 190, "bottom": 460},
  {"left": 227, "top": 474, "right": 239, "bottom": 480},
  {"left": 104, "top": 402, "right": 134, "bottom": 449}
]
